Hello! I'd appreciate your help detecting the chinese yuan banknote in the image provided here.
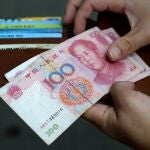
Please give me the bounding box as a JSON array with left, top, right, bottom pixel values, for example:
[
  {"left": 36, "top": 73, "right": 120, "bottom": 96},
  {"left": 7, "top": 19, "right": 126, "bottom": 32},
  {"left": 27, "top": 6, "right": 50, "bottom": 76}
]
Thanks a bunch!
[
  {"left": 4, "top": 44, "right": 57, "bottom": 81},
  {"left": 102, "top": 28, "right": 150, "bottom": 82},
  {"left": 0, "top": 27, "right": 148, "bottom": 145}
]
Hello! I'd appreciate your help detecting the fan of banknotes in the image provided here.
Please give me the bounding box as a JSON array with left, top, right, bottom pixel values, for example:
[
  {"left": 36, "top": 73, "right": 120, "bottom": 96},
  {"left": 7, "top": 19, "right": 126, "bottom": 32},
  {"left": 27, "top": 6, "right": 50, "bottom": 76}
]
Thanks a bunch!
[{"left": 0, "top": 27, "right": 149, "bottom": 145}]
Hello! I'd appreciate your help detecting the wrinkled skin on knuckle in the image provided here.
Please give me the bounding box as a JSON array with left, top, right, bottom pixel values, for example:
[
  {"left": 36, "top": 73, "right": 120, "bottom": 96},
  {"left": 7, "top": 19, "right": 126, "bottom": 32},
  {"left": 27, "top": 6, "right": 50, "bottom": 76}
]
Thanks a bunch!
[
  {"left": 99, "top": 107, "right": 118, "bottom": 135},
  {"left": 117, "top": 37, "right": 135, "bottom": 57}
]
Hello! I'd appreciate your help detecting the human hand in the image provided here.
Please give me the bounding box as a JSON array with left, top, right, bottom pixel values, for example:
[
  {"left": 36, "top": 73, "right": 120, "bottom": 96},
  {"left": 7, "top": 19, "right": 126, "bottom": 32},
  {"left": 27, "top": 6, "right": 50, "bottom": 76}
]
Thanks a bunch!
[
  {"left": 64, "top": 0, "right": 150, "bottom": 61},
  {"left": 83, "top": 81, "right": 150, "bottom": 150}
]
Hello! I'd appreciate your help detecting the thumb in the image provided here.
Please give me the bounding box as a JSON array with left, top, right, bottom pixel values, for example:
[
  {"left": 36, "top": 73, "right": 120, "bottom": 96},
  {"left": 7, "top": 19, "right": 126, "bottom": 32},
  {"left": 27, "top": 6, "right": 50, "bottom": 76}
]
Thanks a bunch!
[
  {"left": 107, "top": 26, "right": 149, "bottom": 61},
  {"left": 82, "top": 82, "right": 135, "bottom": 136},
  {"left": 83, "top": 103, "right": 116, "bottom": 132},
  {"left": 110, "top": 81, "right": 135, "bottom": 109}
]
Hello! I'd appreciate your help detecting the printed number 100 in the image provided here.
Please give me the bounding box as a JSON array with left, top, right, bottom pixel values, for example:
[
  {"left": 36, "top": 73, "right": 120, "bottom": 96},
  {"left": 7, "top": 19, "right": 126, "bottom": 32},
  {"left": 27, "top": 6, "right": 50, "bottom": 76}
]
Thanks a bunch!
[
  {"left": 43, "top": 63, "right": 75, "bottom": 89},
  {"left": 45, "top": 124, "right": 59, "bottom": 137}
]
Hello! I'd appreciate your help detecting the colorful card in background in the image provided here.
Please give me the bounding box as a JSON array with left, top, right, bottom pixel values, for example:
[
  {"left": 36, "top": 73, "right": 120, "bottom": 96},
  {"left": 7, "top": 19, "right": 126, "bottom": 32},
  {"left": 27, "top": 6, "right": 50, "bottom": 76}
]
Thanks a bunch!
[
  {"left": 0, "top": 16, "right": 63, "bottom": 38},
  {"left": 0, "top": 33, "right": 62, "bottom": 38},
  {"left": 0, "top": 16, "right": 62, "bottom": 21},
  {"left": 18, "top": 16, "right": 62, "bottom": 21},
  {"left": 0, "top": 24, "right": 62, "bottom": 29},
  {"left": 0, "top": 28, "right": 63, "bottom": 33}
]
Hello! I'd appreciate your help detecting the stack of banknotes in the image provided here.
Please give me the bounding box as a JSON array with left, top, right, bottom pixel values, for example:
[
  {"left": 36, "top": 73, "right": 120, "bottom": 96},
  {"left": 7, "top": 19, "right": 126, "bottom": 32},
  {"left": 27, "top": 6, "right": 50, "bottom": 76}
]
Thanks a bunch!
[
  {"left": 0, "top": 17, "right": 62, "bottom": 38},
  {"left": 0, "top": 27, "right": 150, "bottom": 145}
]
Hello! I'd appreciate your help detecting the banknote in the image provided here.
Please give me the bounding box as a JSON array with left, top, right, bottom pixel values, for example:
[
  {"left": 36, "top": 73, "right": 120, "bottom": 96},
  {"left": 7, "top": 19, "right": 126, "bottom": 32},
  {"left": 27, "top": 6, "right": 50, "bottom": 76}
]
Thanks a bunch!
[
  {"left": 40, "top": 27, "right": 143, "bottom": 98},
  {"left": 102, "top": 28, "right": 150, "bottom": 81},
  {"left": 7, "top": 28, "right": 148, "bottom": 84},
  {"left": 0, "top": 57, "right": 93, "bottom": 145},
  {"left": 5, "top": 55, "right": 40, "bottom": 81},
  {"left": 0, "top": 27, "right": 145, "bottom": 145},
  {"left": 129, "top": 53, "right": 150, "bottom": 82},
  {"left": 7, "top": 27, "right": 144, "bottom": 100},
  {"left": 4, "top": 44, "right": 57, "bottom": 81},
  {"left": 102, "top": 28, "right": 120, "bottom": 41}
]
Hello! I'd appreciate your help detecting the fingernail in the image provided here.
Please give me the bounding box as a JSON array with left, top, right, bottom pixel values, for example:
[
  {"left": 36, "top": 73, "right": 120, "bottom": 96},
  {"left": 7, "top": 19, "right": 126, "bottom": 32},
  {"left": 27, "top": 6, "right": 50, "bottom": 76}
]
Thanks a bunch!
[{"left": 109, "top": 47, "right": 121, "bottom": 61}]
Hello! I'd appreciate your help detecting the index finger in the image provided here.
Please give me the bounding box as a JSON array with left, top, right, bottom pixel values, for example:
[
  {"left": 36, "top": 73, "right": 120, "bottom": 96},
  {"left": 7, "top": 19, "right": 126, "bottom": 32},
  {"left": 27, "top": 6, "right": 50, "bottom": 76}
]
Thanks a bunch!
[
  {"left": 74, "top": 0, "right": 126, "bottom": 34},
  {"left": 64, "top": 0, "right": 83, "bottom": 24}
]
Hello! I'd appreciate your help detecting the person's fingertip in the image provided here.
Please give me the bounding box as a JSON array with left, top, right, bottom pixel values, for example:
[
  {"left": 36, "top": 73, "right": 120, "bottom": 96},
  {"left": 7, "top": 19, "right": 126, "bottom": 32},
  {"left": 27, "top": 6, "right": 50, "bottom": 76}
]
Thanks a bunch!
[
  {"left": 63, "top": 16, "right": 68, "bottom": 24},
  {"left": 111, "top": 81, "right": 135, "bottom": 96},
  {"left": 63, "top": 12, "right": 74, "bottom": 24},
  {"left": 73, "top": 27, "right": 83, "bottom": 35},
  {"left": 73, "top": 28, "right": 79, "bottom": 35},
  {"left": 110, "top": 82, "right": 135, "bottom": 107},
  {"left": 107, "top": 47, "right": 122, "bottom": 61},
  {"left": 82, "top": 104, "right": 111, "bottom": 121}
]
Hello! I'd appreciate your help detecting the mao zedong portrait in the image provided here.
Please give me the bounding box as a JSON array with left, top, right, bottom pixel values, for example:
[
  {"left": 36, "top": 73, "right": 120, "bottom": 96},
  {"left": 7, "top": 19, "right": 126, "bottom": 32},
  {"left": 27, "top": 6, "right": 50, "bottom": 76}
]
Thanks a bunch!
[{"left": 68, "top": 39, "right": 125, "bottom": 85}]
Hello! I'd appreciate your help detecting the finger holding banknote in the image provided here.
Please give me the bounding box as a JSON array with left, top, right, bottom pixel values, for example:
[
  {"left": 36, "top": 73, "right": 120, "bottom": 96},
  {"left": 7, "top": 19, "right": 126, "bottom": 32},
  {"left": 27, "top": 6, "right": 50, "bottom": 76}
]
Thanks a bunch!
[
  {"left": 83, "top": 81, "right": 150, "bottom": 150},
  {"left": 64, "top": 0, "right": 150, "bottom": 61}
]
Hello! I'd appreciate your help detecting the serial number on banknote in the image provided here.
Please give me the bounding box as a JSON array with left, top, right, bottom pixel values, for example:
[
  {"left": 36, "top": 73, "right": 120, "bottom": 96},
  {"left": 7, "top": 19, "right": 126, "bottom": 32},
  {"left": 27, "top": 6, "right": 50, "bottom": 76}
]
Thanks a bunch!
[{"left": 40, "top": 108, "right": 63, "bottom": 129}]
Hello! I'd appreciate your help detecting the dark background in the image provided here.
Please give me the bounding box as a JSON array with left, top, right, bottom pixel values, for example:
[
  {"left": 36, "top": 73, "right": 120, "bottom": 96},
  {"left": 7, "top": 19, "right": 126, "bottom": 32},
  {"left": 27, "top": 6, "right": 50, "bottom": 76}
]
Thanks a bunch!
[{"left": 0, "top": 0, "right": 132, "bottom": 149}]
